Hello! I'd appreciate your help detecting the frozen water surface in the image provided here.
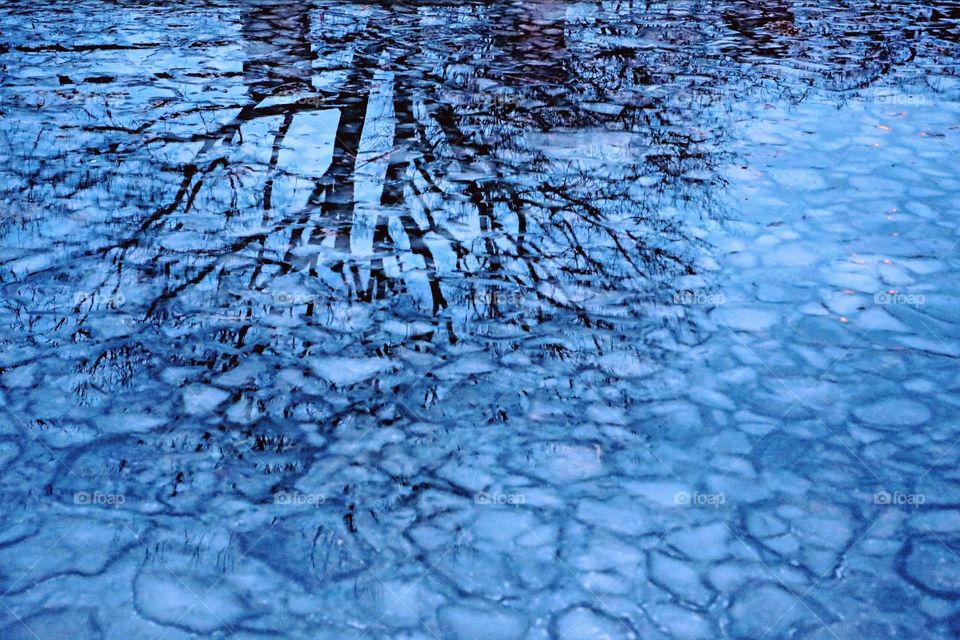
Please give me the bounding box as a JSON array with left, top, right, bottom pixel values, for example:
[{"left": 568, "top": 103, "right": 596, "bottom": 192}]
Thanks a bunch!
[{"left": 0, "top": 0, "right": 959, "bottom": 638}]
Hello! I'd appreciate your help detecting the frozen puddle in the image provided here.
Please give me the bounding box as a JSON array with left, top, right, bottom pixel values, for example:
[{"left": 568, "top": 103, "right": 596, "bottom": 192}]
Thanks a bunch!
[{"left": 1, "top": 1, "right": 960, "bottom": 639}]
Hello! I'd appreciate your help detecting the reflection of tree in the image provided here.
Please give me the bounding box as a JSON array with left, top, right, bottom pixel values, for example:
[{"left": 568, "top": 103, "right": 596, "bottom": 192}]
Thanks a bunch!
[
  {"left": 1, "top": 0, "right": 959, "bottom": 567},
  {"left": 723, "top": 0, "right": 798, "bottom": 59},
  {"left": 0, "top": 3, "right": 802, "bottom": 388},
  {"left": 720, "top": 0, "right": 959, "bottom": 94},
  {"left": 241, "top": 3, "right": 313, "bottom": 102},
  {"left": 925, "top": 4, "right": 960, "bottom": 45},
  {"left": 491, "top": 1, "right": 569, "bottom": 89},
  {"left": 97, "top": 1, "right": 725, "bottom": 358},
  {"left": 4, "top": 0, "right": 957, "bottom": 401}
]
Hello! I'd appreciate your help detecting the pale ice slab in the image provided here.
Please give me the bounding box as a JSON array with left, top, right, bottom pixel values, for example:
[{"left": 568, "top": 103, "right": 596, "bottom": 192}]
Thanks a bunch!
[
  {"left": 712, "top": 307, "right": 779, "bottom": 331},
  {"left": 308, "top": 356, "right": 391, "bottom": 385},
  {"left": 853, "top": 397, "right": 932, "bottom": 427}
]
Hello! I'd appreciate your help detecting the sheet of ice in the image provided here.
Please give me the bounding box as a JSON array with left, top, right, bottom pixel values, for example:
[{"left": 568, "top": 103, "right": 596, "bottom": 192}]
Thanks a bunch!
[{"left": 0, "top": 2, "right": 958, "bottom": 640}]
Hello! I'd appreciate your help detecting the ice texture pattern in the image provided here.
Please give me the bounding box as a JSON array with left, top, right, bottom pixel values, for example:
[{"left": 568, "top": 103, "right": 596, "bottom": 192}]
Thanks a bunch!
[{"left": 1, "top": 1, "right": 959, "bottom": 639}]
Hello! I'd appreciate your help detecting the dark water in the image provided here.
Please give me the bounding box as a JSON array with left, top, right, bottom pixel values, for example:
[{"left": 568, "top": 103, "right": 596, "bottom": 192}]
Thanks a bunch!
[{"left": 0, "top": 1, "right": 959, "bottom": 638}]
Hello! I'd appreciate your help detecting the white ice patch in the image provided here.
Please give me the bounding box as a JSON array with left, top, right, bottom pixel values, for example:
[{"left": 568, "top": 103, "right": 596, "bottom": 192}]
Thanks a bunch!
[
  {"left": 853, "top": 397, "right": 931, "bottom": 427},
  {"left": 182, "top": 384, "right": 230, "bottom": 414},
  {"left": 277, "top": 109, "right": 339, "bottom": 178},
  {"left": 309, "top": 356, "right": 390, "bottom": 385},
  {"left": 134, "top": 570, "right": 250, "bottom": 634},
  {"left": 556, "top": 606, "right": 633, "bottom": 640},
  {"left": 713, "top": 307, "right": 779, "bottom": 331},
  {"left": 437, "top": 604, "right": 527, "bottom": 640}
]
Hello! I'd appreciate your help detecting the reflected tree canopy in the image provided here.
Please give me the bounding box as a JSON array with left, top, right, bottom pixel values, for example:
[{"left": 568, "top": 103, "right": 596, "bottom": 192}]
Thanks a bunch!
[
  {"left": 1, "top": 2, "right": 957, "bottom": 411},
  {"left": 0, "top": 2, "right": 959, "bottom": 636},
  {"left": 0, "top": 2, "right": 956, "bottom": 412}
]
